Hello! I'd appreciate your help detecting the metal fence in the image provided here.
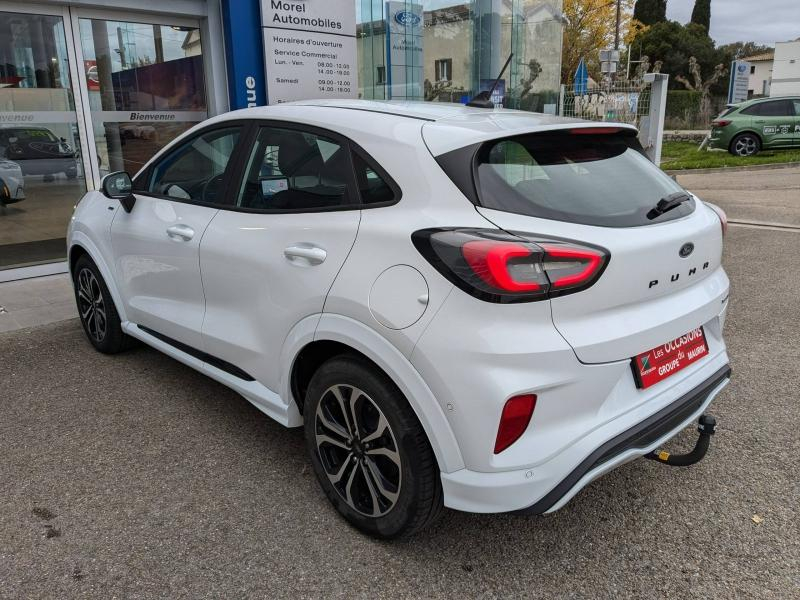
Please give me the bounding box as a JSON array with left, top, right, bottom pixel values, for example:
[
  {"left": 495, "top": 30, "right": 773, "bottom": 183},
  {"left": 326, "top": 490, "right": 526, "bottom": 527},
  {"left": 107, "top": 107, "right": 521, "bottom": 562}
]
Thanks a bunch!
[{"left": 559, "top": 80, "right": 652, "bottom": 127}]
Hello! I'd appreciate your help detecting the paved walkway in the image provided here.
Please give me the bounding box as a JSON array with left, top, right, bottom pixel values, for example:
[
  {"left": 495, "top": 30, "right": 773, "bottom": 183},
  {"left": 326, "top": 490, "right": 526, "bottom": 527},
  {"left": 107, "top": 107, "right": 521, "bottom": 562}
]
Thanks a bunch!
[{"left": 0, "top": 273, "right": 75, "bottom": 333}]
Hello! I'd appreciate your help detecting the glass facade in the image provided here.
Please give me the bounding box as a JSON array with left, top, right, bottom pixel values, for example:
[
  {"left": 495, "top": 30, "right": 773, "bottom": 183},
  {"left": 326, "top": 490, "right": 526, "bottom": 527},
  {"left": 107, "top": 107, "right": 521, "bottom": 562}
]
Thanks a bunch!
[
  {"left": 0, "top": 9, "right": 208, "bottom": 273},
  {"left": 78, "top": 19, "right": 208, "bottom": 178},
  {"left": 357, "top": 0, "right": 563, "bottom": 112},
  {"left": 0, "top": 11, "right": 85, "bottom": 270}
]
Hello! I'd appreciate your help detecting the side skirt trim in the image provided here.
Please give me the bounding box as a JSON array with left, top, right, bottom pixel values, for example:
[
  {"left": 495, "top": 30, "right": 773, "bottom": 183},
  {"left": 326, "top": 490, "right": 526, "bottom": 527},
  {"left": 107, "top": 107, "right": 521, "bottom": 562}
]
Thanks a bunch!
[
  {"left": 136, "top": 324, "right": 256, "bottom": 381},
  {"left": 123, "top": 322, "right": 300, "bottom": 427}
]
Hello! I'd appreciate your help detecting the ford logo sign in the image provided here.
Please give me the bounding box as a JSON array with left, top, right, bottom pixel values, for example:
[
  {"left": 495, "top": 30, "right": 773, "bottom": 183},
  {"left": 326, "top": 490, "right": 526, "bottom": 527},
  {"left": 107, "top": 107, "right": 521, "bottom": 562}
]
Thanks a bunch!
[
  {"left": 679, "top": 242, "right": 694, "bottom": 258},
  {"left": 394, "top": 10, "right": 421, "bottom": 26}
]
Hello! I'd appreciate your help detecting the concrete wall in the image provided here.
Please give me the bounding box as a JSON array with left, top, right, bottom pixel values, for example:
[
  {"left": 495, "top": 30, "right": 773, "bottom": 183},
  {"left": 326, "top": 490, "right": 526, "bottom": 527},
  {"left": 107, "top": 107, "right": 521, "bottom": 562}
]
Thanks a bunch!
[
  {"left": 770, "top": 40, "right": 800, "bottom": 98},
  {"left": 747, "top": 60, "right": 772, "bottom": 97}
]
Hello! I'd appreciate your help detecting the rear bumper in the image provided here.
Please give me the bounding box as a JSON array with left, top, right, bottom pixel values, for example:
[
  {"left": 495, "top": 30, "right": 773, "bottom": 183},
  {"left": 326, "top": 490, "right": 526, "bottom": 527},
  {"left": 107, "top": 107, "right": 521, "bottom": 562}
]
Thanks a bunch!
[
  {"left": 708, "top": 129, "right": 733, "bottom": 149},
  {"left": 515, "top": 364, "right": 730, "bottom": 514},
  {"left": 438, "top": 356, "right": 731, "bottom": 514}
]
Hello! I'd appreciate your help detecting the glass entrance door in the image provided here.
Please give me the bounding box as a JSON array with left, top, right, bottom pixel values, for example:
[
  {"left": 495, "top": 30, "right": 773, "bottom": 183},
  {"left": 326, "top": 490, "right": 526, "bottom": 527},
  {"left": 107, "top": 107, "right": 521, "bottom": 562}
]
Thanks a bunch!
[
  {"left": 0, "top": 9, "right": 86, "bottom": 270},
  {"left": 76, "top": 17, "right": 207, "bottom": 179}
]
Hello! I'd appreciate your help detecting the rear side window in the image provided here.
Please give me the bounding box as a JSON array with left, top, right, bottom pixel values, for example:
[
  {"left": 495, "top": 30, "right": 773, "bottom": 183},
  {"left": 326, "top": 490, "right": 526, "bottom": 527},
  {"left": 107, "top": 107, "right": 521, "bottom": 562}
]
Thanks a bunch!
[
  {"left": 352, "top": 152, "right": 398, "bottom": 205},
  {"left": 470, "top": 131, "right": 693, "bottom": 227},
  {"left": 741, "top": 100, "right": 794, "bottom": 116}
]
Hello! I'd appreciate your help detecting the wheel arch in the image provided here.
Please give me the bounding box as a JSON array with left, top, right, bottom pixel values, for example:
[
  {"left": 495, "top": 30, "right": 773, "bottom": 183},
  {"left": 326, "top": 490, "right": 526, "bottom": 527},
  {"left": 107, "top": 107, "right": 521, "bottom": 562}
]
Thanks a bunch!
[
  {"left": 281, "top": 313, "right": 465, "bottom": 473},
  {"left": 729, "top": 129, "right": 762, "bottom": 153},
  {"left": 68, "top": 232, "right": 128, "bottom": 323}
]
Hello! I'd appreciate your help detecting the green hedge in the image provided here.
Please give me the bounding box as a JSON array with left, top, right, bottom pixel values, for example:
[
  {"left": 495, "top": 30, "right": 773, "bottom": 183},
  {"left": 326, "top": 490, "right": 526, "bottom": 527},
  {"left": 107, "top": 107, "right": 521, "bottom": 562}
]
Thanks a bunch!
[
  {"left": 665, "top": 90, "right": 728, "bottom": 129},
  {"left": 666, "top": 90, "right": 702, "bottom": 118}
]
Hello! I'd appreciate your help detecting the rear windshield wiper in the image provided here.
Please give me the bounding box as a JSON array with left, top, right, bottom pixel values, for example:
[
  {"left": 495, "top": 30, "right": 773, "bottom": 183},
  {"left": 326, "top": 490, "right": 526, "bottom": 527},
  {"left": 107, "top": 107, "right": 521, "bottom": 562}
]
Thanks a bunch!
[{"left": 647, "top": 192, "right": 692, "bottom": 220}]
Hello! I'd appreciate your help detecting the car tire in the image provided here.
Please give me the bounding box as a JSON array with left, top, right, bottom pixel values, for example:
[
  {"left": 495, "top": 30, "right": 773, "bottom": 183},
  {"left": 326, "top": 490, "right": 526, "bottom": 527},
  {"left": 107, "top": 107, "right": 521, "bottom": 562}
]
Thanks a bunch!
[
  {"left": 730, "top": 132, "right": 761, "bottom": 156},
  {"left": 72, "top": 255, "right": 132, "bottom": 354},
  {"left": 304, "top": 355, "right": 443, "bottom": 539}
]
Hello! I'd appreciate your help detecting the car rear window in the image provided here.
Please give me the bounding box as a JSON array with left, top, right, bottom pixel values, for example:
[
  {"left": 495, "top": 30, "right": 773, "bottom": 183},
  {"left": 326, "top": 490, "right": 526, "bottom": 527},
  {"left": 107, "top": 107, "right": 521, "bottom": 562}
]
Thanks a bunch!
[{"left": 470, "top": 130, "right": 694, "bottom": 227}]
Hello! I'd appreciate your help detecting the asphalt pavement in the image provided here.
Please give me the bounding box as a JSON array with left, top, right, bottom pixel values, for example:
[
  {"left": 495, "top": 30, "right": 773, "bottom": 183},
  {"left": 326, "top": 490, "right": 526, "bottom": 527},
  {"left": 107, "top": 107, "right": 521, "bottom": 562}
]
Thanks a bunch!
[
  {"left": 1, "top": 173, "right": 799, "bottom": 598},
  {"left": 678, "top": 166, "right": 800, "bottom": 227}
]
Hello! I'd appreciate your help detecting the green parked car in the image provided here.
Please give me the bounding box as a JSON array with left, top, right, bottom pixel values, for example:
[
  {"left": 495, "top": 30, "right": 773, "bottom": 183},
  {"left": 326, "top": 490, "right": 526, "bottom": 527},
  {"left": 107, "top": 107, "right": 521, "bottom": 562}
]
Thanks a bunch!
[{"left": 708, "top": 96, "right": 800, "bottom": 156}]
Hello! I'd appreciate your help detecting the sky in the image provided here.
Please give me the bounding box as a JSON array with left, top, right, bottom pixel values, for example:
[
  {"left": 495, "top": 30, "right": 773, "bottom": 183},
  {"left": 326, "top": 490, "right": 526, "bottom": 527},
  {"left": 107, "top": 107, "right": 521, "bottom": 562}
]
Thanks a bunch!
[{"left": 666, "top": 0, "right": 799, "bottom": 46}]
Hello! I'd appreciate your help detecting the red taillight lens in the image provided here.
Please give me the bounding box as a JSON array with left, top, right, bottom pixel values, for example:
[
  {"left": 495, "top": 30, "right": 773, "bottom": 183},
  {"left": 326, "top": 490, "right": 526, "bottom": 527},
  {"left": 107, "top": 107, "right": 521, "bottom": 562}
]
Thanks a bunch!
[
  {"left": 711, "top": 119, "right": 732, "bottom": 127},
  {"left": 539, "top": 243, "right": 604, "bottom": 289},
  {"left": 462, "top": 240, "right": 545, "bottom": 292},
  {"left": 494, "top": 394, "right": 537, "bottom": 454},
  {"left": 705, "top": 202, "right": 727, "bottom": 238},
  {"left": 412, "top": 228, "right": 608, "bottom": 303}
]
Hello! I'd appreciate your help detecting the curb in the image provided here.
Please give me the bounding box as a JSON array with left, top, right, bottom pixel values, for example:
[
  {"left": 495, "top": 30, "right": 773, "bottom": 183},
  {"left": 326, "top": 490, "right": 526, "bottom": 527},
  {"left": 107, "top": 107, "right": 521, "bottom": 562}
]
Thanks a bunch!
[{"left": 665, "top": 162, "right": 800, "bottom": 176}]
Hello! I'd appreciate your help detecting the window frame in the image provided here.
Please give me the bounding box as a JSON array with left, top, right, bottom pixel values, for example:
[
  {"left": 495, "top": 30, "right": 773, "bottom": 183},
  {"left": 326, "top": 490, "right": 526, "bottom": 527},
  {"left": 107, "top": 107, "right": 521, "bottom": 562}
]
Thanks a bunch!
[
  {"left": 435, "top": 58, "right": 453, "bottom": 82},
  {"left": 221, "top": 119, "right": 402, "bottom": 214},
  {"left": 131, "top": 119, "right": 252, "bottom": 209}
]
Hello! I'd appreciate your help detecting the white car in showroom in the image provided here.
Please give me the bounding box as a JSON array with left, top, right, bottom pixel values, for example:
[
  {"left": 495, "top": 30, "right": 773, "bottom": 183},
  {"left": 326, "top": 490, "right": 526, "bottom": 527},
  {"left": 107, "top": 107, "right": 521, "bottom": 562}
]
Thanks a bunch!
[
  {"left": 0, "top": 158, "right": 24, "bottom": 208},
  {"left": 67, "top": 100, "right": 731, "bottom": 538}
]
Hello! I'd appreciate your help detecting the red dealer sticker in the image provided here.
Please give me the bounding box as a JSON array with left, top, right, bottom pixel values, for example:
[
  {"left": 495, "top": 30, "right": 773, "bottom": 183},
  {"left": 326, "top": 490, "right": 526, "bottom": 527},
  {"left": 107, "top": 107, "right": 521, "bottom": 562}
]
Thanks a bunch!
[{"left": 632, "top": 327, "right": 709, "bottom": 389}]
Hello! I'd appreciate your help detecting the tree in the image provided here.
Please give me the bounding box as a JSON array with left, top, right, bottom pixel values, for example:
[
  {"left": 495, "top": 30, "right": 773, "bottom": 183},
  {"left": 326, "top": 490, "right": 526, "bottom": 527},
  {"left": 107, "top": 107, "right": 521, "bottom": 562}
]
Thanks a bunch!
[
  {"left": 508, "top": 59, "right": 543, "bottom": 107},
  {"left": 674, "top": 56, "right": 727, "bottom": 122},
  {"left": 717, "top": 41, "right": 773, "bottom": 60},
  {"left": 631, "top": 21, "right": 729, "bottom": 93},
  {"left": 561, "top": 0, "right": 640, "bottom": 83},
  {"left": 633, "top": 0, "right": 667, "bottom": 26},
  {"left": 690, "top": 0, "right": 711, "bottom": 31}
]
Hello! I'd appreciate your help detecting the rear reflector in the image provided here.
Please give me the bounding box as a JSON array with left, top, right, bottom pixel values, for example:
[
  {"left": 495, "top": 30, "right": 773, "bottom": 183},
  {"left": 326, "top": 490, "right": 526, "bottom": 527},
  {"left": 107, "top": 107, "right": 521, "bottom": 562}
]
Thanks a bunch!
[
  {"left": 705, "top": 202, "right": 727, "bottom": 238},
  {"left": 494, "top": 394, "right": 537, "bottom": 454}
]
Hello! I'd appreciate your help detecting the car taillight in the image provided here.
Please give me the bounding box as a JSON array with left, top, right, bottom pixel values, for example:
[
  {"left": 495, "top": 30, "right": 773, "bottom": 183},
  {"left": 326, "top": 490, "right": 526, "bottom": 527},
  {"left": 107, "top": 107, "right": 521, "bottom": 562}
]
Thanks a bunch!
[
  {"left": 494, "top": 394, "right": 537, "bottom": 454},
  {"left": 461, "top": 240, "right": 546, "bottom": 292},
  {"left": 711, "top": 119, "right": 732, "bottom": 127},
  {"left": 705, "top": 202, "right": 727, "bottom": 238},
  {"left": 568, "top": 127, "right": 624, "bottom": 135},
  {"left": 412, "top": 228, "right": 609, "bottom": 303}
]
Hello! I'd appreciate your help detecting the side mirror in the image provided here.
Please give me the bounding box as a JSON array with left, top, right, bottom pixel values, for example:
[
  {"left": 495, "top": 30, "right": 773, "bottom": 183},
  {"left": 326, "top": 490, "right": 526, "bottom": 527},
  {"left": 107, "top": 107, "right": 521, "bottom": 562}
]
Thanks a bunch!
[{"left": 101, "top": 171, "right": 136, "bottom": 213}]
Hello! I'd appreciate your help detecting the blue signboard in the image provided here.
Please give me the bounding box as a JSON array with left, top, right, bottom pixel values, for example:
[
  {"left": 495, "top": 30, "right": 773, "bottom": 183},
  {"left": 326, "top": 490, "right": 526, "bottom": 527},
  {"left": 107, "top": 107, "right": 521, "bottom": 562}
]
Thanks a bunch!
[
  {"left": 727, "top": 60, "right": 751, "bottom": 104},
  {"left": 574, "top": 58, "right": 588, "bottom": 95},
  {"left": 221, "top": 0, "right": 267, "bottom": 109}
]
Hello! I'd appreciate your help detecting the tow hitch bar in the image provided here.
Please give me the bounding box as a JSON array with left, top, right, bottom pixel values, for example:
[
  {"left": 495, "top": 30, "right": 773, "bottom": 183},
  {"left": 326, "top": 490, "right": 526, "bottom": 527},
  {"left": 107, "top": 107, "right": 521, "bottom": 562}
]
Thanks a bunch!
[{"left": 644, "top": 415, "right": 717, "bottom": 467}]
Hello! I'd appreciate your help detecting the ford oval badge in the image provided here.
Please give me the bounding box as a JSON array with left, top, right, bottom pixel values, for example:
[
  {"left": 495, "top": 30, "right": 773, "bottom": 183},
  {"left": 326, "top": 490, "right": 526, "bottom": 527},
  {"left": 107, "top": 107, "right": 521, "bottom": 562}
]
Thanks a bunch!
[
  {"left": 679, "top": 242, "right": 694, "bottom": 258},
  {"left": 394, "top": 10, "right": 421, "bottom": 26}
]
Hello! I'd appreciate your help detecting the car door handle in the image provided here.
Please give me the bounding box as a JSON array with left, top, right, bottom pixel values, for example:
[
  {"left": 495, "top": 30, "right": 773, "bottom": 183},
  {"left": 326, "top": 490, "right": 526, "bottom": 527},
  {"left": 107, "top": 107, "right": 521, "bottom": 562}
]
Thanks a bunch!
[
  {"left": 754, "top": 119, "right": 765, "bottom": 123},
  {"left": 284, "top": 244, "right": 327, "bottom": 265},
  {"left": 166, "top": 224, "right": 195, "bottom": 241}
]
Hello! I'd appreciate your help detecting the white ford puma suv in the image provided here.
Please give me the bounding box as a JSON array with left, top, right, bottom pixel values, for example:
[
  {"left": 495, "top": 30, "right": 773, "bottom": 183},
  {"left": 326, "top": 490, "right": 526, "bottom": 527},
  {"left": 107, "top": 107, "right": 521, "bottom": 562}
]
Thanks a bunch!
[{"left": 68, "top": 100, "right": 731, "bottom": 538}]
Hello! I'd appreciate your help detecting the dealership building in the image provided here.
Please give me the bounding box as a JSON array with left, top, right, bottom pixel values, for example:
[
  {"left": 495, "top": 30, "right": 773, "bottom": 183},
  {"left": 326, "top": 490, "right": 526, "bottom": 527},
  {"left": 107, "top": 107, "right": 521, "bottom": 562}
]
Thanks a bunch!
[{"left": 0, "top": 0, "right": 562, "bottom": 281}]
